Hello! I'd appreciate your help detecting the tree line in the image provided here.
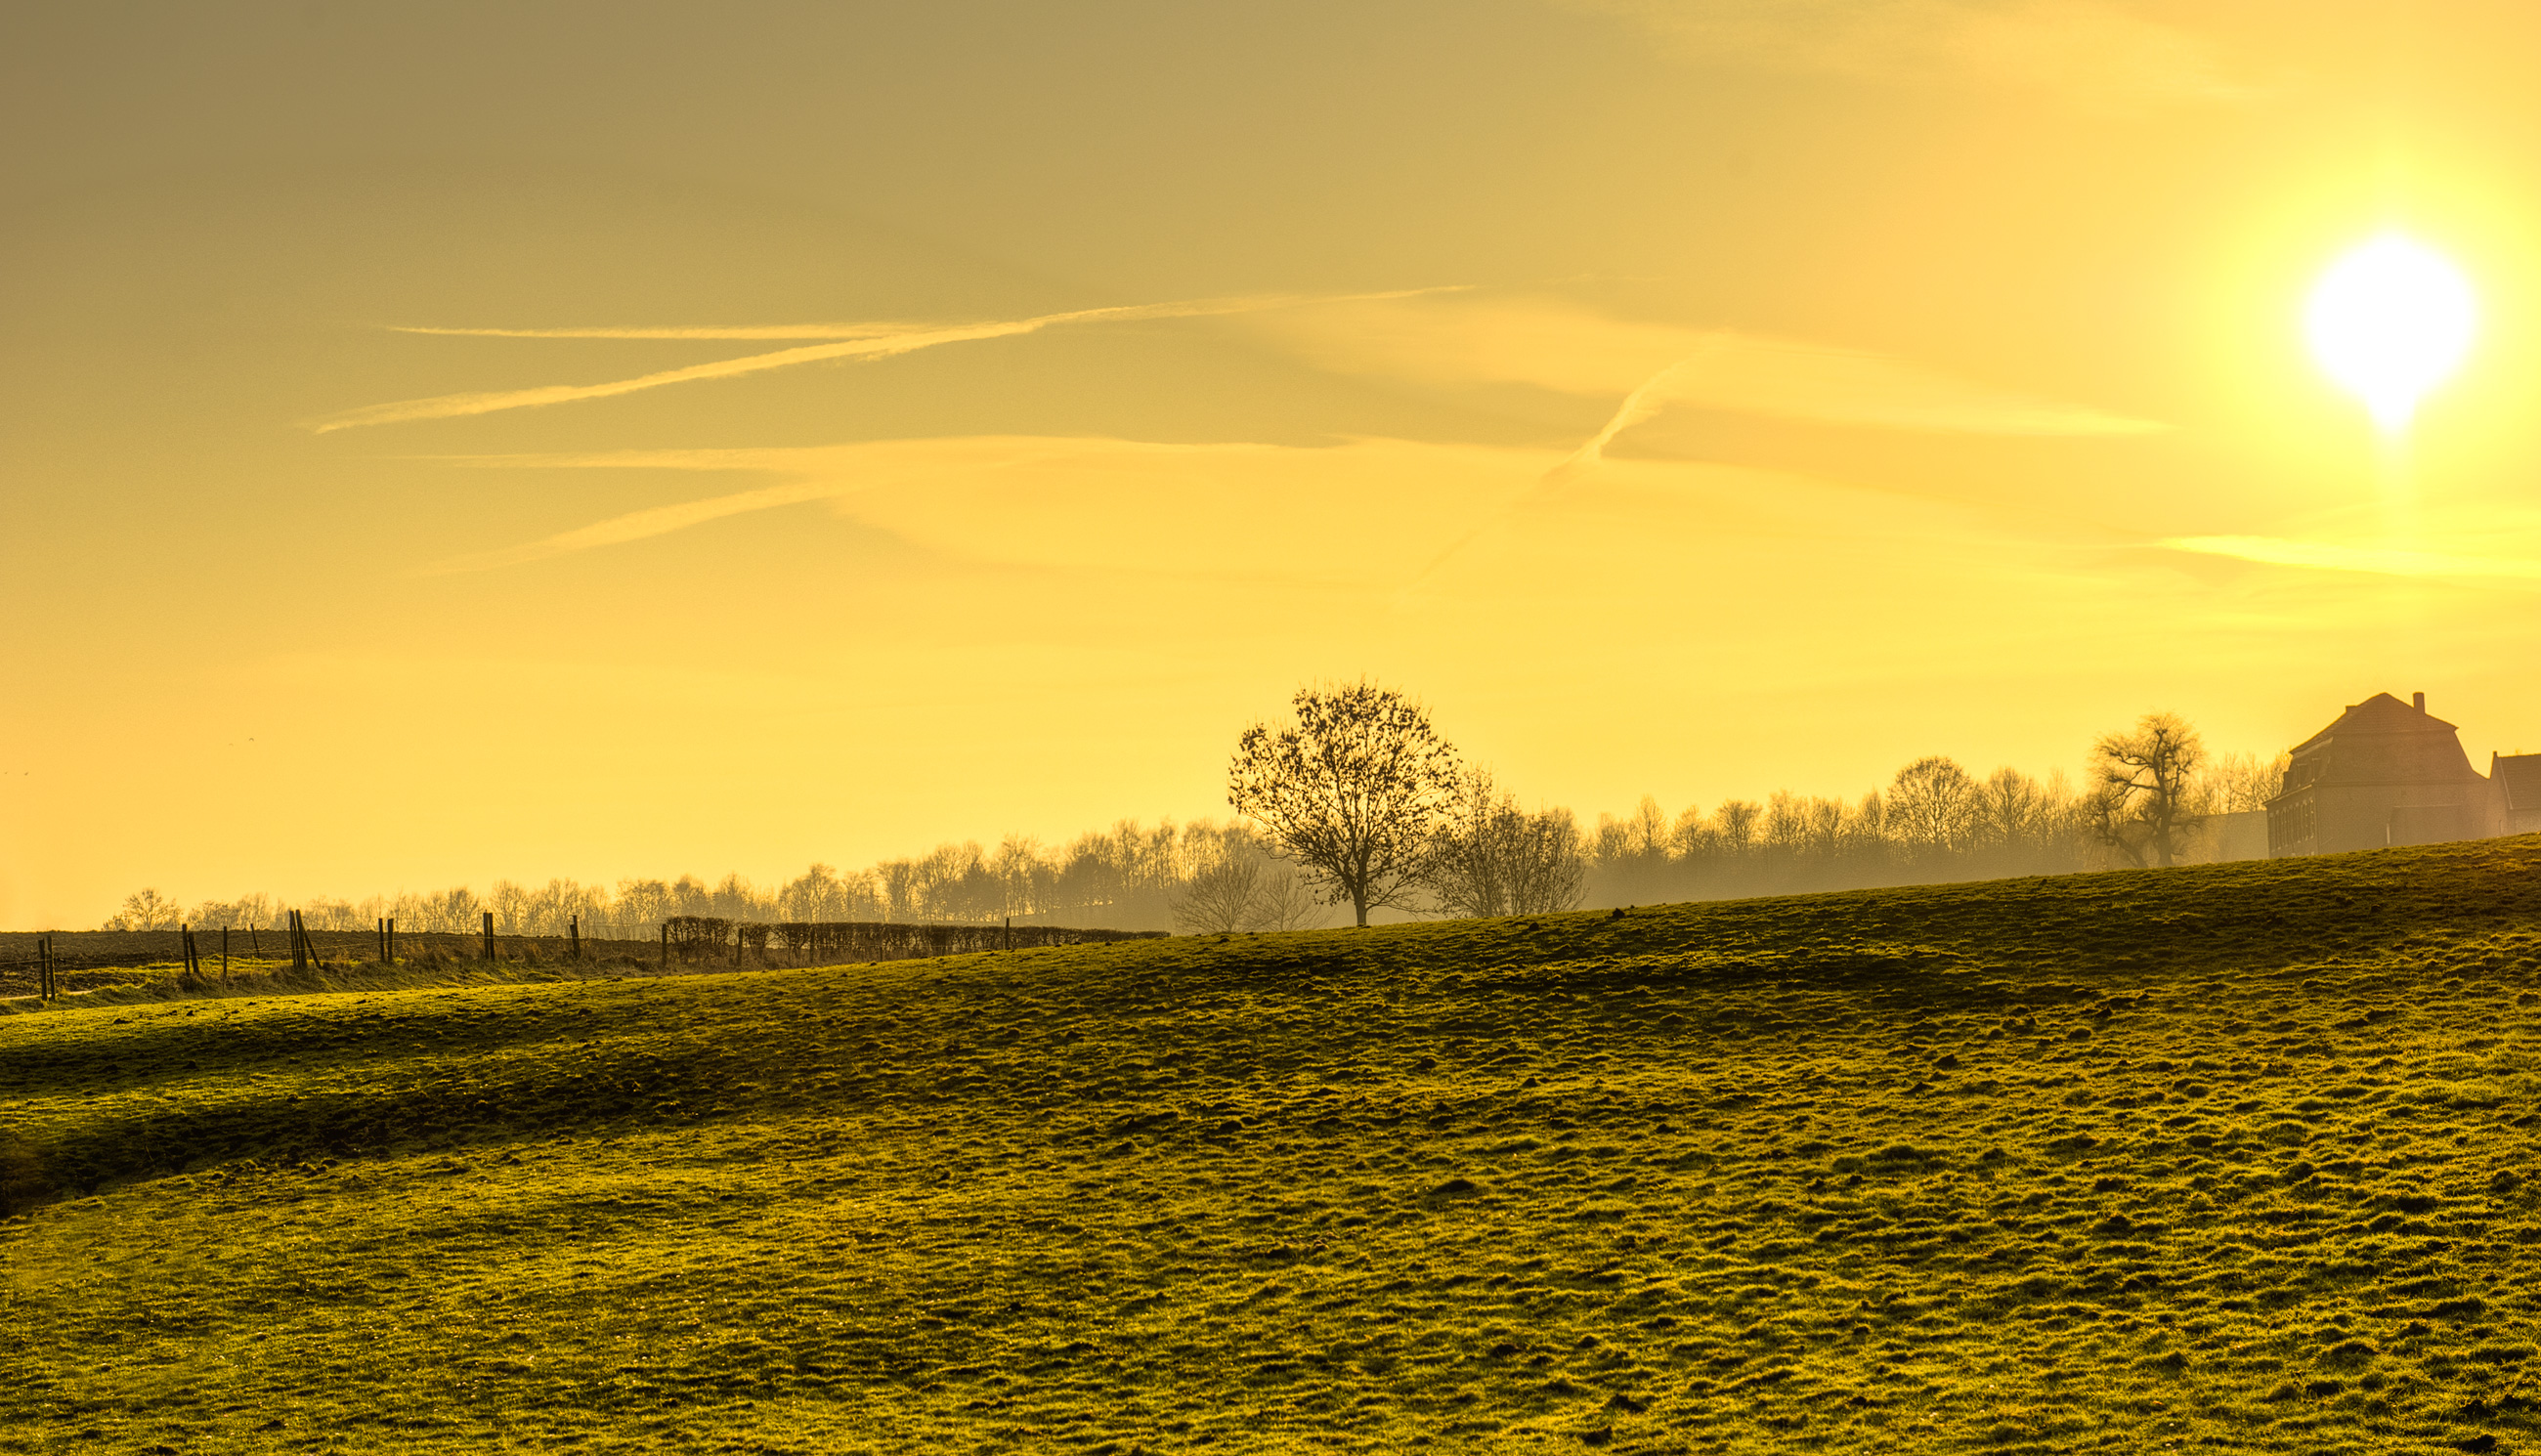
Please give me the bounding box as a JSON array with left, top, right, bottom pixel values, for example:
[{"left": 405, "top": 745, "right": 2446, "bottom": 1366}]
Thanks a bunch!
[
  {"left": 101, "top": 821, "right": 1314, "bottom": 938},
  {"left": 101, "top": 685, "right": 2283, "bottom": 937}
]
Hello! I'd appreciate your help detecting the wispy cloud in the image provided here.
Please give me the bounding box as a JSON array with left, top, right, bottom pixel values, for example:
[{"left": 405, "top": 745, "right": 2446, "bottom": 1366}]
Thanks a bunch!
[
  {"left": 313, "top": 288, "right": 1459, "bottom": 434},
  {"left": 1251, "top": 293, "right": 2166, "bottom": 441},
  {"left": 1612, "top": 333, "right": 2166, "bottom": 438},
  {"left": 389, "top": 322, "right": 923, "bottom": 340},
  {"left": 1568, "top": 0, "right": 2258, "bottom": 111},
  {"left": 2164, "top": 535, "right": 2541, "bottom": 581},
  {"left": 417, "top": 437, "right": 1542, "bottom": 578},
  {"left": 1263, "top": 292, "right": 2166, "bottom": 590},
  {"left": 423, "top": 475, "right": 850, "bottom": 574}
]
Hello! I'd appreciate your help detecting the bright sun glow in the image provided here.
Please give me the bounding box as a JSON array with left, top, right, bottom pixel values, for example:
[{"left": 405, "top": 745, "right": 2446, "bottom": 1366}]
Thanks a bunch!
[{"left": 2304, "top": 235, "right": 2477, "bottom": 434}]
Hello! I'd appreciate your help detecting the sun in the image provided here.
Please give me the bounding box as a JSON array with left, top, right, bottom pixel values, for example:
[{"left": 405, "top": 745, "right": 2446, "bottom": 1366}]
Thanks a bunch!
[{"left": 2304, "top": 234, "right": 2477, "bottom": 434}]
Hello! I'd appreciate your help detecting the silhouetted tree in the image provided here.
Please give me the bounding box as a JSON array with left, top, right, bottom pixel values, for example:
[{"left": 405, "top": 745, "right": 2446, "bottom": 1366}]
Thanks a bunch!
[
  {"left": 1427, "top": 770, "right": 1590, "bottom": 919},
  {"left": 2090, "top": 711, "right": 2207, "bottom": 868},
  {"left": 1712, "top": 799, "right": 1762, "bottom": 859},
  {"left": 1174, "top": 854, "right": 1266, "bottom": 933},
  {"left": 2201, "top": 751, "right": 2289, "bottom": 813},
  {"left": 487, "top": 878, "right": 533, "bottom": 933},
  {"left": 1888, "top": 756, "right": 1982, "bottom": 861},
  {"left": 105, "top": 887, "right": 182, "bottom": 930},
  {"left": 614, "top": 878, "right": 670, "bottom": 927},
  {"left": 1228, "top": 679, "right": 1462, "bottom": 926},
  {"left": 1249, "top": 864, "right": 1327, "bottom": 931}
]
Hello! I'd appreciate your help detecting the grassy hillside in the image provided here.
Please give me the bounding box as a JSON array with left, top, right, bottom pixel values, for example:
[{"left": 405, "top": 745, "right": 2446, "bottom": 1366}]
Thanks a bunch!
[{"left": 7, "top": 840, "right": 2541, "bottom": 1453}]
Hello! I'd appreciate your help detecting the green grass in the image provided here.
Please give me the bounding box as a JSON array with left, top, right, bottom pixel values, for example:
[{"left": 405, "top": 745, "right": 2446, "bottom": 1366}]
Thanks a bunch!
[
  {"left": 3, "top": 939, "right": 669, "bottom": 1012},
  {"left": 8, "top": 839, "right": 2541, "bottom": 1453}
]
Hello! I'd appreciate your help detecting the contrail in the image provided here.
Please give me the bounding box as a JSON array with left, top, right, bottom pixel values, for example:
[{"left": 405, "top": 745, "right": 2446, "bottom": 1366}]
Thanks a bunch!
[
  {"left": 313, "top": 286, "right": 1464, "bottom": 433},
  {"left": 1543, "top": 347, "right": 1715, "bottom": 483},
  {"left": 1399, "top": 351, "right": 1705, "bottom": 594},
  {"left": 389, "top": 322, "right": 923, "bottom": 340},
  {"left": 1399, "top": 332, "right": 2164, "bottom": 595},
  {"left": 2162, "top": 535, "right": 2541, "bottom": 580},
  {"left": 418, "top": 478, "right": 853, "bottom": 575},
  {"left": 411, "top": 437, "right": 1272, "bottom": 575}
]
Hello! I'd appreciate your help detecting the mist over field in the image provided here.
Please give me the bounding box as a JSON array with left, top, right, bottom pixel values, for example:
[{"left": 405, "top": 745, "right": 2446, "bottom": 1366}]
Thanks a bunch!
[
  {"left": 65, "top": 711, "right": 2285, "bottom": 939},
  {"left": 16, "top": 1, "right": 2541, "bottom": 1451}
]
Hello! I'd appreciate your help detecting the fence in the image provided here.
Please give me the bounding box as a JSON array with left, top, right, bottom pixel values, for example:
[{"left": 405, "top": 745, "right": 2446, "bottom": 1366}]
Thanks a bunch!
[
  {"left": 0, "top": 914, "right": 1168, "bottom": 999},
  {"left": 660, "top": 916, "right": 1163, "bottom": 968}
]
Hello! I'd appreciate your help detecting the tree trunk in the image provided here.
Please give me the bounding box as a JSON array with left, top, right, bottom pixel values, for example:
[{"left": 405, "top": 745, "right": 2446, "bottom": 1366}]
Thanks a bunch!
[{"left": 1353, "top": 890, "right": 1369, "bottom": 927}]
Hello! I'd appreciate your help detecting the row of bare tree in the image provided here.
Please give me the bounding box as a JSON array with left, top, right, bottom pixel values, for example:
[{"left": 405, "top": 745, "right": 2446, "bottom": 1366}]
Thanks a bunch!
[
  {"left": 1218, "top": 685, "right": 2275, "bottom": 923},
  {"left": 101, "top": 690, "right": 2279, "bottom": 936},
  {"left": 101, "top": 822, "right": 1316, "bottom": 937}
]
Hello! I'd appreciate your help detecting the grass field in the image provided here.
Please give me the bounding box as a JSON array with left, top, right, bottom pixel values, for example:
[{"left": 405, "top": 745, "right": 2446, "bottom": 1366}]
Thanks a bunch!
[{"left": 7, "top": 839, "right": 2541, "bottom": 1453}]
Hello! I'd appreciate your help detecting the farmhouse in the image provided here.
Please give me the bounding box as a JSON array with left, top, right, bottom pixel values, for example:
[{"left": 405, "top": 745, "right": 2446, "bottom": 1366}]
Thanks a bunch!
[{"left": 2265, "top": 691, "right": 2541, "bottom": 856}]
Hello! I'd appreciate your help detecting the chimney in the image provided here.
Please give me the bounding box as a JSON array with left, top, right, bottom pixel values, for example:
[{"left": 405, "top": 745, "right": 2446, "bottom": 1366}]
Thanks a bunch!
[{"left": 2414, "top": 691, "right": 2427, "bottom": 711}]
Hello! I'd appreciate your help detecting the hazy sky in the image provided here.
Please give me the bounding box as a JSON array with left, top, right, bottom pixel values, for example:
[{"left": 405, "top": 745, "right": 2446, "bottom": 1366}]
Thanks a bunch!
[{"left": 11, "top": 1, "right": 2541, "bottom": 926}]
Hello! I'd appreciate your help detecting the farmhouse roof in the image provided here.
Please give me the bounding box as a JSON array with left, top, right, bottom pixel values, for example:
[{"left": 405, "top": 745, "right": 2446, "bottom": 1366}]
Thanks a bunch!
[
  {"left": 2281, "top": 691, "right": 2483, "bottom": 792},
  {"left": 2291, "top": 692, "right": 2458, "bottom": 749},
  {"left": 2494, "top": 753, "right": 2541, "bottom": 812}
]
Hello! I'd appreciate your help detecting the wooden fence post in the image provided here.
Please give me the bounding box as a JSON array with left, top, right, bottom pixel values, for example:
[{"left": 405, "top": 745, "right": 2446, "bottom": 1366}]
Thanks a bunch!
[
  {"left": 387, "top": 918, "right": 396, "bottom": 965},
  {"left": 570, "top": 915, "right": 581, "bottom": 960},
  {"left": 483, "top": 911, "right": 495, "bottom": 963},
  {"left": 659, "top": 922, "right": 668, "bottom": 972},
  {"left": 221, "top": 925, "right": 230, "bottom": 985}
]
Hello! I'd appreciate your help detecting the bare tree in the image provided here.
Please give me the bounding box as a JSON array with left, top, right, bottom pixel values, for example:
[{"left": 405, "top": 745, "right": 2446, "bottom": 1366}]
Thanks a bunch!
[
  {"left": 1250, "top": 865, "right": 1329, "bottom": 930},
  {"left": 1493, "top": 804, "right": 1588, "bottom": 914},
  {"left": 1975, "top": 766, "right": 2049, "bottom": 856},
  {"left": 985, "top": 835, "right": 1028, "bottom": 918},
  {"left": 1761, "top": 792, "right": 1812, "bottom": 859},
  {"left": 1173, "top": 854, "right": 1266, "bottom": 933},
  {"left": 106, "top": 887, "right": 182, "bottom": 930},
  {"left": 615, "top": 878, "right": 670, "bottom": 928},
  {"left": 486, "top": 879, "right": 533, "bottom": 933},
  {"left": 2201, "top": 750, "right": 2289, "bottom": 813},
  {"left": 1428, "top": 771, "right": 1516, "bottom": 919},
  {"left": 412, "top": 885, "right": 480, "bottom": 933},
  {"left": 779, "top": 864, "right": 844, "bottom": 922},
  {"left": 1712, "top": 799, "right": 1762, "bottom": 859},
  {"left": 2091, "top": 711, "right": 2207, "bottom": 868},
  {"left": 1887, "top": 756, "right": 1982, "bottom": 860},
  {"left": 1228, "top": 679, "right": 1462, "bottom": 926},
  {"left": 1427, "top": 770, "right": 1589, "bottom": 918},
  {"left": 1172, "top": 824, "right": 1334, "bottom": 933}
]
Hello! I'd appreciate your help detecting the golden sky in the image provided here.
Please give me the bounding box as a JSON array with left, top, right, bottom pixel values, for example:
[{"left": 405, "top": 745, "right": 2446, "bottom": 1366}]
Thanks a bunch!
[{"left": 10, "top": 1, "right": 2541, "bottom": 926}]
